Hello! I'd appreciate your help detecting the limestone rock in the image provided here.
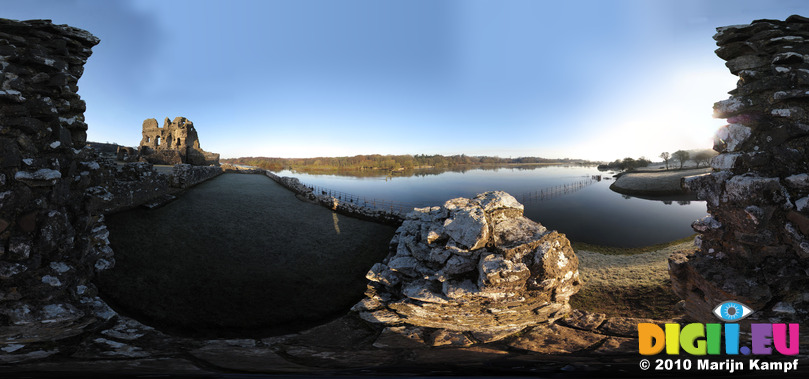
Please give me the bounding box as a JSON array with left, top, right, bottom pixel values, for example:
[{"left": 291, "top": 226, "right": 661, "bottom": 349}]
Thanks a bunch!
[
  {"left": 470, "top": 326, "right": 526, "bottom": 344},
  {"left": 14, "top": 169, "right": 61, "bottom": 187},
  {"left": 365, "top": 263, "right": 400, "bottom": 287},
  {"left": 426, "top": 329, "right": 474, "bottom": 347},
  {"left": 352, "top": 191, "right": 581, "bottom": 335},
  {"left": 592, "top": 337, "right": 637, "bottom": 355},
  {"left": 442, "top": 205, "right": 488, "bottom": 250},
  {"left": 598, "top": 317, "right": 667, "bottom": 338},
  {"left": 560, "top": 309, "right": 606, "bottom": 332},
  {"left": 508, "top": 323, "right": 605, "bottom": 354},
  {"left": 190, "top": 340, "right": 313, "bottom": 373},
  {"left": 372, "top": 326, "right": 426, "bottom": 349}
]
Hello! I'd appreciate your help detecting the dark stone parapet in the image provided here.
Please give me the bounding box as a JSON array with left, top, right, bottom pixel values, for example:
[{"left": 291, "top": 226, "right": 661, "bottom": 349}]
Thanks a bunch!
[
  {"left": 0, "top": 17, "right": 223, "bottom": 351},
  {"left": 670, "top": 15, "right": 809, "bottom": 323},
  {"left": 0, "top": 17, "right": 114, "bottom": 354}
]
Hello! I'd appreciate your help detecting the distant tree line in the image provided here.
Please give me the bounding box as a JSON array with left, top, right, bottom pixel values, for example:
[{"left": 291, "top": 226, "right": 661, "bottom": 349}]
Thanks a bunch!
[
  {"left": 597, "top": 156, "right": 652, "bottom": 171},
  {"left": 222, "top": 154, "right": 595, "bottom": 173},
  {"left": 659, "top": 149, "right": 717, "bottom": 170}
]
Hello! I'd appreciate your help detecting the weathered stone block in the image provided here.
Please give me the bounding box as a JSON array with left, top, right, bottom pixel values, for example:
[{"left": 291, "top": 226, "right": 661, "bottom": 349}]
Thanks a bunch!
[{"left": 354, "top": 191, "right": 580, "bottom": 334}]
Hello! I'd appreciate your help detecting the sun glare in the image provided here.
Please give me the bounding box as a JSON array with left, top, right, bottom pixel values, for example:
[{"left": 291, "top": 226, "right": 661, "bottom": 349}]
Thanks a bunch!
[{"left": 569, "top": 67, "right": 738, "bottom": 161}]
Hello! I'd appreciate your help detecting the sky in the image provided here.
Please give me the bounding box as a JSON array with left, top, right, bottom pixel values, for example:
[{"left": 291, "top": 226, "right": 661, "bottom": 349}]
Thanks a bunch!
[{"left": 4, "top": 0, "right": 809, "bottom": 161}]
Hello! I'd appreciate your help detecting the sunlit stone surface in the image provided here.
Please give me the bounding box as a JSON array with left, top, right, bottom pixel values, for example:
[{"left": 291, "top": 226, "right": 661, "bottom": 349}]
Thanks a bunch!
[{"left": 355, "top": 191, "right": 581, "bottom": 337}]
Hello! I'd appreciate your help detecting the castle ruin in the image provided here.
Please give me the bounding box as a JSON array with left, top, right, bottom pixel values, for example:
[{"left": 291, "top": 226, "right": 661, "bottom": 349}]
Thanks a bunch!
[{"left": 137, "top": 116, "right": 219, "bottom": 166}]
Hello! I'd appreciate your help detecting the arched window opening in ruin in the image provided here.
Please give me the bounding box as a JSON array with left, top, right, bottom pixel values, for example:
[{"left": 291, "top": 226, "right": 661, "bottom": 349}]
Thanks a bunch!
[
  {"left": 146, "top": 136, "right": 150, "bottom": 143},
  {"left": 177, "top": 138, "right": 181, "bottom": 146},
  {"left": 167, "top": 135, "right": 173, "bottom": 148},
  {"left": 155, "top": 136, "right": 160, "bottom": 146}
]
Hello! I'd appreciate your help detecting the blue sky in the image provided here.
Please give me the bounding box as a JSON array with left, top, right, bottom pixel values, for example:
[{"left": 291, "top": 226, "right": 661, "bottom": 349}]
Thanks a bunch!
[{"left": 5, "top": 0, "right": 809, "bottom": 160}]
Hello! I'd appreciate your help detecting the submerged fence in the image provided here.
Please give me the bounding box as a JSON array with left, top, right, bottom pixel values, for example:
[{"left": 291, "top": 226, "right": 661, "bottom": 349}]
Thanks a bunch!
[
  {"left": 516, "top": 176, "right": 600, "bottom": 204},
  {"left": 305, "top": 183, "right": 424, "bottom": 214},
  {"left": 296, "top": 175, "right": 601, "bottom": 214}
]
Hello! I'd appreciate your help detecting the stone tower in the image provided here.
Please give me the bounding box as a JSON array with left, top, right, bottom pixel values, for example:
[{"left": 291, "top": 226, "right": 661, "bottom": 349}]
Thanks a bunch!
[{"left": 138, "top": 116, "right": 219, "bottom": 166}]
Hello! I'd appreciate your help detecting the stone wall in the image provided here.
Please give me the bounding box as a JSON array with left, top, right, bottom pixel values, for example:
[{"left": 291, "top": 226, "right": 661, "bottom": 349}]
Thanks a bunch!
[
  {"left": 670, "top": 15, "right": 809, "bottom": 323},
  {"left": 84, "top": 160, "right": 170, "bottom": 214},
  {"left": 115, "top": 145, "right": 137, "bottom": 162},
  {"left": 0, "top": 18, "right": 117, "bottom": 340},
  {"left": 169, "top": 164, "right": 222, "bottom": 189},
  {"left": 80, "top": 160, "right": 222, "bottom": 214}
]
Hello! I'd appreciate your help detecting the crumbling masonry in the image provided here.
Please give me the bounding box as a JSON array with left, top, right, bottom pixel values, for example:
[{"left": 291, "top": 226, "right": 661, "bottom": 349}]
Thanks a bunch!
[
  {"left": 138, "top": 116, "right": 219, "bottom": 166},
  {"left": 670, "top": 15, "right": 809, "bottom": 324},
  {"left": 0, "top": 18, "right": 115, "bottom": 340}
]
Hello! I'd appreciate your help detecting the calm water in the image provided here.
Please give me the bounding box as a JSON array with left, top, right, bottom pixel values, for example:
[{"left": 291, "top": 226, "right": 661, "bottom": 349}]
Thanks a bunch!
[{"left": 278, "top": 166, "right": 707, "bottom": 247}]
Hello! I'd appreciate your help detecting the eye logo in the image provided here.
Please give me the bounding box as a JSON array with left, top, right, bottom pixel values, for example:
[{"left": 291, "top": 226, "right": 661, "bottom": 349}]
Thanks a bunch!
[{"left": 713, "top": 301, "right": 753, "bottom": 322}]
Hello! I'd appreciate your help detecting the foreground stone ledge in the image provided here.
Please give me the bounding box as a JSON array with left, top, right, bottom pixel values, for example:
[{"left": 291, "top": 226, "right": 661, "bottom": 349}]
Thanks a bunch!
[{"left": 2, "top": 311, "right": 703, "bottom": 375}]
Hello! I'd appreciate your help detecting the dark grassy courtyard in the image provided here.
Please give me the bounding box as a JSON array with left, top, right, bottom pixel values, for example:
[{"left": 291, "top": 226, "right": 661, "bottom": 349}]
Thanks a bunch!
[{"left": 98, "top": 173, "right": 395, "bottom": 337}]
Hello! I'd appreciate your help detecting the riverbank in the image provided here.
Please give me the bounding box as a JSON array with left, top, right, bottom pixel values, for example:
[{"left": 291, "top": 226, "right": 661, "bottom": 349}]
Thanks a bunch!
[{"left": 609, "top": 167, "right": 711, "bottom": 197}]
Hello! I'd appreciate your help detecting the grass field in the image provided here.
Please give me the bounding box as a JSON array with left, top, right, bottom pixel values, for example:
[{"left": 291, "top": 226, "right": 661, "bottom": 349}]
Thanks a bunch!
[
  {"left": 570, "top": 238, "right": 696, "bottom": 319},
  {"left": 98, "top": 173, "right": 395, "bottom": 337}
]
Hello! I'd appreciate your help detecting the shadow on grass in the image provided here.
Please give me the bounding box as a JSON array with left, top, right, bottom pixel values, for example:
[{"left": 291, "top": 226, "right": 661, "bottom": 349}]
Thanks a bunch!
[
  {"left": 97, "top": 173, "right": 395, "bottom": 337},
  {"left": 570, "top": 282, "right": 683, "bottom": 320}
]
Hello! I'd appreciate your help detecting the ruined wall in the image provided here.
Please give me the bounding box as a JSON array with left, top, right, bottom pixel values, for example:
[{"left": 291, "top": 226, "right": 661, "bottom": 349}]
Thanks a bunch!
[
  {"left": 84, "top": 160, "right": 170, "bottom": 214},
  {"left": 115, "top": 145, "right": 137, "bottom": 162},
  {"left": 84, "top": 161, "right": 223, "bottom": 213},
  {"left": 169, "top": 164, "right": 222, "bottom": 189},
  {"left": 671, "top": 15, "right": 809, "bottom": 323},
  {"left": 0, "top": 19, "right": 116, "bottom": 339},
  {"left": 139, "top": 117, "right": 220, "bottom": 166},
  {"left": 354, "top": 191, "right": 581, "bottom": 342}
]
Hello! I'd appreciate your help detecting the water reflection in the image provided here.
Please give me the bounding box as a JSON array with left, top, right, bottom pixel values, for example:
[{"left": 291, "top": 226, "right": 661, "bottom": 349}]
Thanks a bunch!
[{"left": 278, "top": 165, "right": 707, "bottom": 248}]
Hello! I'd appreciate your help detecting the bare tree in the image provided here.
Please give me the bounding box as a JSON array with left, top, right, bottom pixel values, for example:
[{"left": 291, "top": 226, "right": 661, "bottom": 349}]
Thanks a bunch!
[
  {"left": 672, "top": 150, "right": 690, "bottom": 169},
  {"left": 659, "top": 152, "right": 671, "bottom": 170},
  {"left": 692, "top": 149, "right": 717, "bottom": 168}
]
